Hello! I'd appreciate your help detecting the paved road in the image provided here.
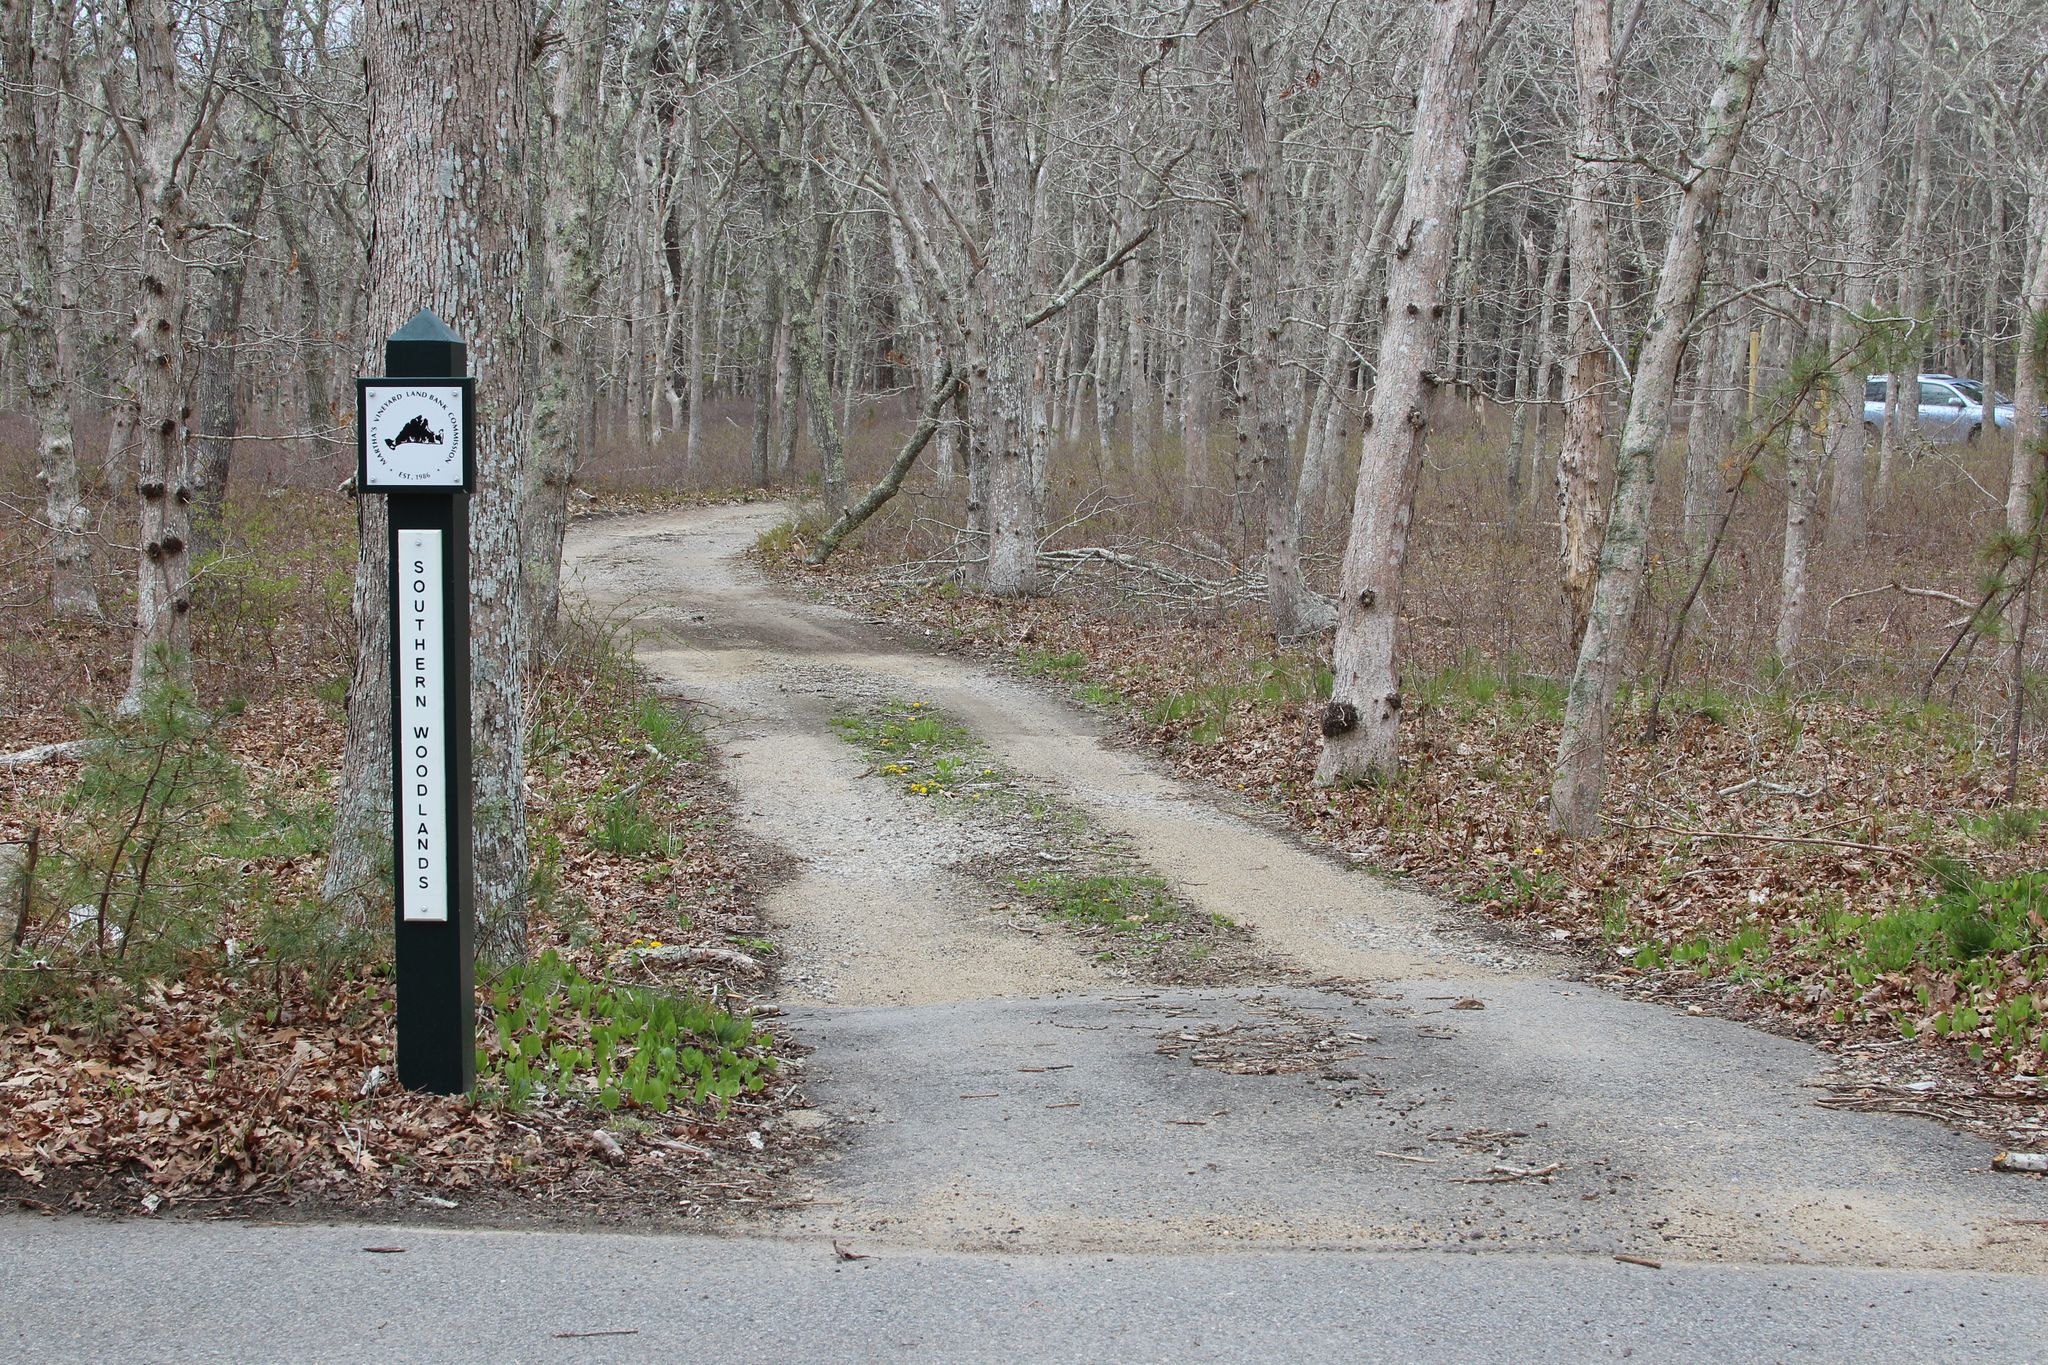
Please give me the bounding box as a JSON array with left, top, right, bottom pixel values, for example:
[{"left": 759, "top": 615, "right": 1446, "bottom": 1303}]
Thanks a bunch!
[{"left": 5, "top": 1215, "right": 2046, "bottom": 1363}]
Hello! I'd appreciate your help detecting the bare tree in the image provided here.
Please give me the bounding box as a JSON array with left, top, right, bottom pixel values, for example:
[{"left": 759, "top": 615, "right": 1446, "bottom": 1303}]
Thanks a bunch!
[
  {"left": 1, "top": 0, "right": 96, "bottom": 618},
  {"left": 189, "top": 0, "right": 284, "bottom": 544},
  {"left": 1549, "top": 0, "right": 1779, "bottom": 837},
  {"left": 108, "top": 0, "right": 215, "bottom": 709},
  {"left": 976, "top": 0, "right": 1042, "bottom": 596},
  {"left": 1556, "top": 0, "right": 1618, "bottom": 645},
  {"left": 1222, "top": 8, "right": 1313, "bottom": 638},
  {"left": 1821, "top": 0, "right": 1903, "bottom": 551},
  {"left": 1316, "top": 0, "right": 1495, "bottom": 785},
  {"left": 527, "top": 0, "right": 605, "bottom": 640}
]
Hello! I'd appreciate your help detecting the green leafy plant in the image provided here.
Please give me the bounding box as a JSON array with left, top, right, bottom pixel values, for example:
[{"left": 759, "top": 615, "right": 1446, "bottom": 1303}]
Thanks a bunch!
[
  {"left": 833, "top": 700, "right": 985, "bottom": 795},
  {"left": 483, "top": 949, "right": 773, "bottom": 1112}
]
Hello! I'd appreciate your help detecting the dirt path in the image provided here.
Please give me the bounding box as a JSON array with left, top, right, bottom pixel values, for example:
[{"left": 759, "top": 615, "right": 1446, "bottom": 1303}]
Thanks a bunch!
[{"left": 563, "top": 504, "right": 2048, "bottom": 1271}]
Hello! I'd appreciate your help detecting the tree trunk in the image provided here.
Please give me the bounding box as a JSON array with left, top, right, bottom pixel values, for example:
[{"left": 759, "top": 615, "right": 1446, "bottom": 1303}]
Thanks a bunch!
[
  {"left": 115, "top": 0, "right": 203, "bottom": 710},
  {"left": 2011, "top": 183, "right": 2048, "bottom": 535},
  {"left": 104, "top": 368, "right": 140, "bottom": 496},
  {"left": 1180, "top": 200, "right": 1218, "bottom": 511},
  {"left": 1556, "top": 0, "right": 1620, "bottom": 646},
  {"left": 1775, "top": 386, "right": 1824, "bottom": 665},
  {"left": 685, "top": 107, "right": 710, "bottom": 474},
  {"left": 527, "top": 0, "right": 604, "bottom": 644},
  {"left": 1301, "top": 136, "right": 1401, "bottom": 523},
  {"left": 270, "top": 190, "right": 330, "bottom": 441},
  {"left": 1883, "top": 56, "right": 1937, "bottom": 491},
  {"left": 326, "top": 0, "right": 534, "bottom": 968},
  {"left": 971, "top": 0, "right": 1040, "bottom": 598},
  {"left": 1683, "top": 296, "right": 1748, "bottom": 556},
  {"left": 1443, "top": 91, "right": 1497, "bottom": 393},
  {"left": 1547, "top": 0, "right": 1778, "bottom": 837},
  {"left": 749, "top": 276, "right": 780, "bottom": 486},
  {"left": 1, "top": 0, "right": 96, "bottom": 618},
  {"left": 1982, "top": 118, "right": 2004, "bottom": 467},
  {"left": 190, "top": 2, "right": 283, "bottom": 547},
  {"left": 1315, "top": 0, "right": 1494, "bottom": 785},
  {"left": 1505, "top": 222, "right": 1561, "bottom": 513},
  {"left": 1823, "top": 0, "right": 1901, "bottom": 549},
  {"left": 792, "top": 213, "right": 847, "bottom": 510},
  {"left": 1527, "top": 215, "right": 1568, "bottom": 498},
  {"left": 1223, "top": 10, "right": 1311, "bottom": 639},
  {"left": 773, "top": 309, "right": 799, "bottom": 479}
]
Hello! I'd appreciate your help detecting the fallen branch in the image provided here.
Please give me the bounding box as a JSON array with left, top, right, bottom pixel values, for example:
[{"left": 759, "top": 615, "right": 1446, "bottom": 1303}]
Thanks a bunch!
[
  {"left": 1713, "top": 776, "right": 1820, "bottom": 800},
  {"left": 1826, "top": 581, "right": 1977, "bottom": 614},
  {"left": 1449, "top": 1162, "right": 1561, "bottom": 1184},
  {"left": 625, "top": 944, "right": 764, "bottom": 972},
  {"left": 807, "top": 366, "right": 960, "bottom": 565},
  {"left": 0, "top": 740, "right": 88, "bottom": 769},
  {"left": 1038, "top": 546, "right": 1264, "bottom": 602}
]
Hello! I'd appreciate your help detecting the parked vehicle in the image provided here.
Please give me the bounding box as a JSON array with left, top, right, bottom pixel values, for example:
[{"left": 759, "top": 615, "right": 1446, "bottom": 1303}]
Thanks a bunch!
[{"left": 1862, "top": 373, "right": 2017, "bottom": 444}]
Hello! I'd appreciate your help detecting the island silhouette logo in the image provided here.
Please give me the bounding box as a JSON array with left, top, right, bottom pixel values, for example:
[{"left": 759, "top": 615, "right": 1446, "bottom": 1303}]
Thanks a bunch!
[{"left": 384, "top": 413, "right": 445, "bottom": 450}]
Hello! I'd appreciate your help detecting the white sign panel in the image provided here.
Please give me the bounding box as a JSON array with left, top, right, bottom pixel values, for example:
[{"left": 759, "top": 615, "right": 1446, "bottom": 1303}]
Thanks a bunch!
[
  {"left": 363, "top": 383, "right": 466, "bottom": 489},
  {"left": 398, "top": 530, "right": 448, "bottom": 923}
]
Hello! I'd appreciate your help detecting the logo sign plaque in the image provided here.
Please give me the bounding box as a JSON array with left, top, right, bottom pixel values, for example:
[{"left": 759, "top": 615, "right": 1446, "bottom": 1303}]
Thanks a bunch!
[{"left": 357, "top": 377, "right": 475, "bottom": 492}]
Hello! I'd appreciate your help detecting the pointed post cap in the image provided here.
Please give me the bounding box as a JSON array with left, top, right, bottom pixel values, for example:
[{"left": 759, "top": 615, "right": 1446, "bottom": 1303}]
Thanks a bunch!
[
  {"left": 385, "top": 308, "right": 468, "bottom": 378},
  {"left": 390, "top": 308, "right": 464, "bottom": 344}
]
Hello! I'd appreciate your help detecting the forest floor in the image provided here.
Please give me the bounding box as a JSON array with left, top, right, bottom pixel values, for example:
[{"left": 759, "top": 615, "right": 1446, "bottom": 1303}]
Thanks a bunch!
[
  {"left": 0, "top": 490, "right": 816, "bottom": 1227},
  {"left": 559, "top": 501, "right": 2048, "bottom": 1271}
]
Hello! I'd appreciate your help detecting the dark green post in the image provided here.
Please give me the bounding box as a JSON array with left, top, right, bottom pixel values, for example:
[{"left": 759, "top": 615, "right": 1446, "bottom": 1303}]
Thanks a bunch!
[{"left": 358, "top": 309, "right": 477, "bottom": 1094}]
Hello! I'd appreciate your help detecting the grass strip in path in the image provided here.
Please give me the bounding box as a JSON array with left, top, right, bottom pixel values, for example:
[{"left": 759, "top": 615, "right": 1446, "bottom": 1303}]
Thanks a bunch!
[{"left": 829, "top": 696, "right": 1273, "bottom": 985}]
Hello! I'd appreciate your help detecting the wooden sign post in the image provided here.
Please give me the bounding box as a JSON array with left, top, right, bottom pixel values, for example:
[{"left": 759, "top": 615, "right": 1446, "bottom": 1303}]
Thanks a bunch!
[{"left": 358, "top": 310, "right": 477, "bottom": 1094}]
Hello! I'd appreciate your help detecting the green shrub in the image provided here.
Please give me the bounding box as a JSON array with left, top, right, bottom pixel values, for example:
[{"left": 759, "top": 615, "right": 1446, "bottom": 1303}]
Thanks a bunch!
[{"left": 3, "top": 681, "right": 245, "bottom": 1026}]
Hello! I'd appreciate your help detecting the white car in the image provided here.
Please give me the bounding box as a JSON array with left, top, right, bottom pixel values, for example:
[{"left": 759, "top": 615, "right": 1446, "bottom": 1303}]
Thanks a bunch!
[{"left": 1862, "top": 374, "right": 2018, "bottom": 444}]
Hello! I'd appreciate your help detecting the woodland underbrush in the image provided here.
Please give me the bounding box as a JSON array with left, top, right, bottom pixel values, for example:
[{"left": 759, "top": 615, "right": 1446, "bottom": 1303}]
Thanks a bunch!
[
  {"left": 0, "top": 449, "right": 802, "bottom": 1218},
  {"left": 754, "top": 403, "right": 2047, "bottom": 1143}
]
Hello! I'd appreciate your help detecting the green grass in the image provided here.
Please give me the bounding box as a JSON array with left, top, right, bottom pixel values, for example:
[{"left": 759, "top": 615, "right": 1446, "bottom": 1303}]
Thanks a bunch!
[
  {"left": 592, "top": 788, "right": 669, "bottom": 857},
  {"left": 1019, "top": 646, "right": 1088, "bottom": 682},
  {"left": 633, "top": 696, "right": 707, "bottom": 763},
  {"left": 1409, "top": 651, "right": 1566, "bottom": 722},
  {"left": 834, "top": 699, "right": 1199, "bottom": 959},
  {"left": 1011, "top": 871, "right": 1182, "bottom": 934},
  {"left": 832, "top": 699, "right": 992, "bottom": 796},
  {"left": 1142, "top": 658, "right": 1332, "bottom": 745},
  {"left": 1622, "top": 864, "right": 2048, "bottom": 1064},
  {"left": 1482, "top": 863, "right": 1568, "bottom": 910},
  {"left": 753, "top": 518, "right": 802, "bottom": 558}
]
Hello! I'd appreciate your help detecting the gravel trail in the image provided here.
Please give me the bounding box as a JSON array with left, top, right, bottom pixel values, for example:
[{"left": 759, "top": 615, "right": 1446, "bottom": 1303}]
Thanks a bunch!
[{"left": 561, "top": 503, "right": 2048, "bottom": 1272}]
